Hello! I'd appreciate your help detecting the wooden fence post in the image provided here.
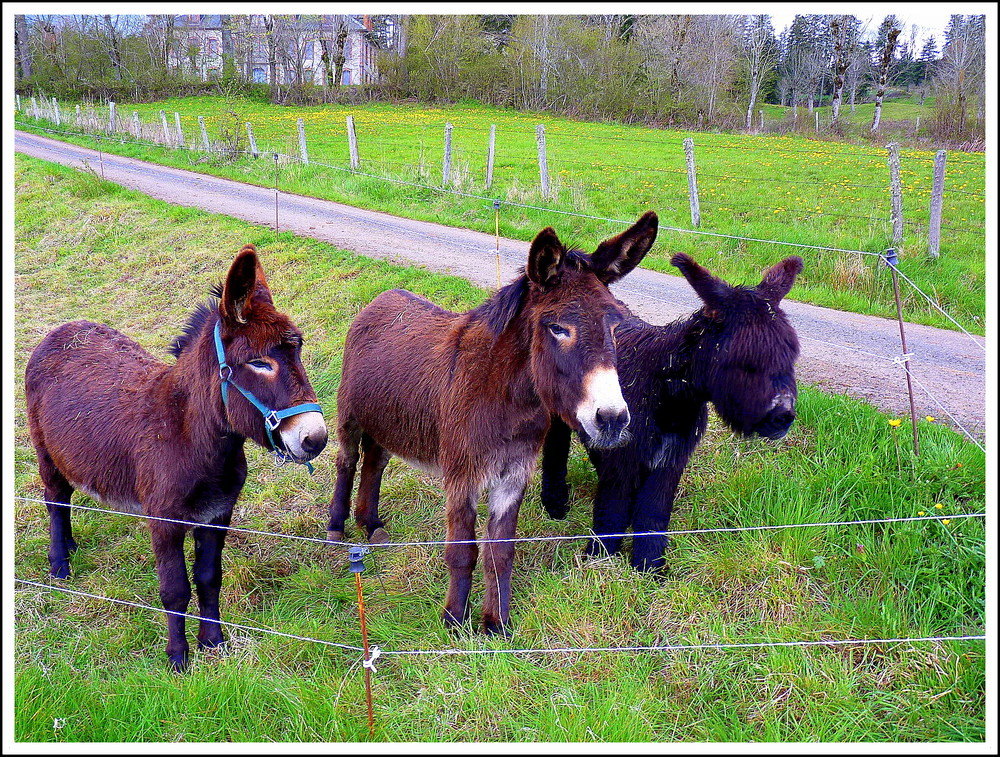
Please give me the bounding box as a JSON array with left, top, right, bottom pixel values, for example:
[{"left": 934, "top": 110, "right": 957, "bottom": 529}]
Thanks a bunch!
[
  {"left": 442, "top": 122, "right": 453, "bottom": 187},
  {"left": 16, "top": 93, "right": 21, "bottom": 111},
  {"left": 30, "top": 96, "right": 38, "bottom": 118},
  {"left": 346, "top": 115, "right": 359, "bottom": 169},
  {"left": 536, "top": 124, "right": 550, "bottom": 199},
  {"left": 927, "top": 150, "right": 946, "bottom": 258},
  {"left": 683, "top": 137, "right": 701, "bottom": 228},
  {"left": 915, "top": 116, "right": 920, "bottom": 133},
  {"left": 109, "top": 101, "right": 117, "bottom": 132},
  {"left": 75, "top": 104, "right": 81, "bottom": 125},
  {"left": 246, "top": 122, "right": 259, "bottom": 158},
  {"left": 814, "top": 110, "right": 819, "bottom": 133},
  {"left": 52, "top": 98, "right": 60, "bottom": 126},
  {"left": 297, "top": 117, "right": 309, "bottom": 164},
  {"left": 159, "top": 110, "right": 171, "bottom": 145},
  {"left": 174, "top": 112, "right": 184, "bottom": 147},
  {"left": 198, "top": 115, "right": 209, "bottom": 150},
  {"left": 132, "top": 111, "right": 141, "bottom": 138},
  {"left": 758, "top": 109, "right": 764, "bottom": 132},
  {"left": 887, "top": 142, "right": 904, "bottom": 252},
  {"left": 486, "top": 124, "right": 496, "bottom": 191}
]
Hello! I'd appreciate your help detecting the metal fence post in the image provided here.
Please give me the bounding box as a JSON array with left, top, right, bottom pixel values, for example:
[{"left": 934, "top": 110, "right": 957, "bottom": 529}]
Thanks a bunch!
[
  {"left": 683, "top": 137, "right": 701, "bottom": 228},
  {"left": 927, "top": 150, "right": 946, "bottom": 258}
]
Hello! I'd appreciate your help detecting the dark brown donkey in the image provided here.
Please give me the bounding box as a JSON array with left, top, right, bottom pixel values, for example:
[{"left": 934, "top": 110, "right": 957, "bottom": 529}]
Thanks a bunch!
[
  {"left": 331, "top": 212, "right": 658, "bottom": 634},
  {"left": 25, "top": 245, "right": 328, "bottom": 670}
]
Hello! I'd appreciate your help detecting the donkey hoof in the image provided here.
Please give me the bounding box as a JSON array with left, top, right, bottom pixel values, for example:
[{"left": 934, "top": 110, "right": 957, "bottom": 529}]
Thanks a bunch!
[
  {"left": 167, "top": 651, "right": 190, "bottom": 673},
  {"left": 482, "top": 618, "right": 513, "bottom": 638},
  {"left": 197, "top": 633, "right": 228, "bottom": 651},
  {"left": 368, "top": 527, "right": 390, "bottom": 545},
  {"left": 441, "top": 608, "right": 469, "bottom": 630},
  {"left": 327, "top": 530, "right": 346, "bottom": 544},
  {"left": 49, "top": 561, "right": 71, "bottom": 580},
  {"left": 65, "top": 538, "right": 79, "bottom": 554}
]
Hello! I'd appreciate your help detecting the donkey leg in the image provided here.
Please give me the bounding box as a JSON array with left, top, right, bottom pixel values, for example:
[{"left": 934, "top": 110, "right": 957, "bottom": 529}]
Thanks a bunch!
[
  {"left": 540, "top": 416, "right": 573, "bottom": 520},
  {"left": 585, "top": 469, "right": 636, "bottom": 559},
  {"left": 481, "top": 463, "right": 530, "bottom": 636},
  {"left": 355, "top": 436, "right": 392, "bottom": 544},
  {"left": 442, "top": 478, "right": 480, "bottom": 629},
  {"left": 192, "top": 512, "right": 232, "bottom": 650},
  {"left": 38, "top": 449, "right": 76, "bottom": 579},
  {"left": 150, "top": 523, "right": 192, "bottom": 671},
  {"left": 630, "top": 466, "right": 683, "bottom": 572},
  {"left": 328, "top": 423, "right": 361, "bottom": 542}
]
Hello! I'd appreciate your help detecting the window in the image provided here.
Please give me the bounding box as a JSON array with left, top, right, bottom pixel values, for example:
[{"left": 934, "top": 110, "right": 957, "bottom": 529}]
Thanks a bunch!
[
  {"left": 341, "top": 69, "right": 352, "bottom": 85},
  {"left": 252, "top": 67, "right": 266, "bottom": 83}
]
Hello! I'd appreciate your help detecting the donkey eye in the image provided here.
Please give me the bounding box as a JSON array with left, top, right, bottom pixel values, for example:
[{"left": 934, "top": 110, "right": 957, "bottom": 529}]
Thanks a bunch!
[
  {"left": 247, "top": 359, "right": 274, "bottom": 372},
  {"left": 547, "top": 324, "right": 570, "bottom": 339}
]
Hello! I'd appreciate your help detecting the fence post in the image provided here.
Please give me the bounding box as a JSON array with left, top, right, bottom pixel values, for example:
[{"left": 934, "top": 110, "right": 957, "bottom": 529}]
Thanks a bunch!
[
  {"left": 16, "top": 93, "right": 21, "bottom": 111},
  {"left": 442, "top": 122, "right": 453, "bottom": 187},
  {"left": 758, "top": 109, "right": 764, "bottom": 132},
  {"left": 109, "top": 101, "right": 117, "bottom": 132},
  {"left": 52, "top": 98, "right": 60, "bottom": 126},
  {"left": 246, "top": 122, "right": 259, "bottom": 158},
  {"left": 683, "top": 137, "right": 701, "bottom": 228},
  {"left": 814, "top": 111, "right": 819, "bottom": 133},
  {"left": 887, "top": 142, "right": 904, "bottom": 252},
  {"left": 198, "top": 115, "right": 209, "bottom": 151},
  {"left": 132, "top": 111, "right": 141, "bottom": 138},
  {"left": 174, "top": 112, "right": 184, "bottom": 148},
  {"left": 30, "top": 96, "right": 38, "bottom": 118},
  {"left": 536, "top": 124, "right": 550, "bottom": 199},
  {"left": 75, "top": 104, "right": 81, "bottom": 125},
  {"left": 486, "top": 124, "right": 496, "bottom": 191},
  {"left": 297, "top": 117, "right": 309, "bottom": 164},
  {"left": 346, "top": 115, "right": 359, "bottom": 169},
  {"left": 159, "top": 110, "right": 170, "bottom": 145},
  {"left": 927, "top": 150, "right": 946, "bottom": 259},
  {"left": 915, "top": 116, "right": 920, "bottom": 133}
]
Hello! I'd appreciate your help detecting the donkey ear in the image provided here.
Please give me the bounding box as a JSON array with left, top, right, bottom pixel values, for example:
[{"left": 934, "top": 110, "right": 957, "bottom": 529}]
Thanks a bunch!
[
  {"left": 590, "top": 210, "right": 658, "bottom": 284},
  {"left": 671, "top": 253, "right": 729, "bottom": 308},
  {"left": 220, "top": 245, "right": 273, "bottom": 325},
  {"left": 756, "top": 256, "right": 803, "bottom": 303},
  {"left": 526, "top": 227, "right": 566, "bottom": 290}
]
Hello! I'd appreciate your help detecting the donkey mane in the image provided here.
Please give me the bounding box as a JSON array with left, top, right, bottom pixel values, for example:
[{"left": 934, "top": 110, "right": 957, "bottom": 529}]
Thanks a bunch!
[
  {"left": 470, "top": 249, "right": 590, "bottom": 336},
  {"left": 168, "top": 283, "right": 222, "bottom": 358}
]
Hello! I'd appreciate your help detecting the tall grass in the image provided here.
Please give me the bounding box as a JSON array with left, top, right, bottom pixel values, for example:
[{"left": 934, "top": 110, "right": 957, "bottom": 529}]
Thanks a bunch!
[{"left": 13, "top": 155, "right": 985, "bottom": 742}]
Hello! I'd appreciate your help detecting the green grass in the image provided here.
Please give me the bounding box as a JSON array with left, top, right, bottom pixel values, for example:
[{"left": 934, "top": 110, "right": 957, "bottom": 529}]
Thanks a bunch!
[
  {"left": 13, "top": 155, "right": 985, "bottom": 742},
  {"left": 16, "top": 95, "right": 985, "bottom": 334}
]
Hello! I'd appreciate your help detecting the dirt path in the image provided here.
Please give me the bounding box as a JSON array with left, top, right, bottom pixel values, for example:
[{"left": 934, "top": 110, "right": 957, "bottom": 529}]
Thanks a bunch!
[{"left": 16, "top": 130, "right": 987, "bottom": 436}]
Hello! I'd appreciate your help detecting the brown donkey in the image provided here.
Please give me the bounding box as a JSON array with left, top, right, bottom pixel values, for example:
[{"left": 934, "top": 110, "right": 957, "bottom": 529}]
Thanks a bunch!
[
  {"left": 25, "top": 245, "right": 328, "bottom": 670},
  {"left": 331, "top": 212, "right": 658, "bottom": 634}
]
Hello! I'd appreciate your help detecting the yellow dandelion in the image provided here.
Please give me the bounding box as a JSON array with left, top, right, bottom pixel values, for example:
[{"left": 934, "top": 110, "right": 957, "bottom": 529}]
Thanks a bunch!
[
  {"left": 935, "top": 503, "right": 944, "bottom": 509},
  {"left": 941, "top": 519, "right": 951, "bottom": 525},
  {"left": 888, "top": 419, "right": 903, "bottom": 427}
]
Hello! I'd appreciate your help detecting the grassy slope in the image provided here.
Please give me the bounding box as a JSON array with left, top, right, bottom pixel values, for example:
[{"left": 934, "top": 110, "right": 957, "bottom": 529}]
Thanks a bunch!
[
  {"left": 15, "top": 96, "right": 985, "bottom": 334},
  {"left": 13, "top": 155, "right": 985, "bottom": 742}
]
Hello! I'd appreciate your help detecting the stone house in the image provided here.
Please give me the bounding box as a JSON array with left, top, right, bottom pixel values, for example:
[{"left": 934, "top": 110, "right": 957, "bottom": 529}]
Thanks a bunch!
[{"left": 169, "top": 14, "right": 379, "bottom": 85}]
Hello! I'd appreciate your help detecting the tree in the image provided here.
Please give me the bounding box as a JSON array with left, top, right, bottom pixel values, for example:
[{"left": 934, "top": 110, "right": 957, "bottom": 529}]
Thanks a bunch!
[
  {"left": 15, "top": 15, "right": 33, "bottom": 81},
  {"left": 870, "top": 17, "right": 900, "bottom": 132},
  {"left": 740, "top": 15, "right": 778, "bottom": 130},
  {"left": 931, "top": 14, "right": 986, "bottom": 138}
]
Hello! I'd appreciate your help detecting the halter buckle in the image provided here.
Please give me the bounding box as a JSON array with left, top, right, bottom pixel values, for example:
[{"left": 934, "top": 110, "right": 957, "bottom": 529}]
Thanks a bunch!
[
  {"left": 265, "top": 411, "right": 282, "bottom": 431},
  {"left": 219, "top": 364, "right": 233, "bottom": 383}
]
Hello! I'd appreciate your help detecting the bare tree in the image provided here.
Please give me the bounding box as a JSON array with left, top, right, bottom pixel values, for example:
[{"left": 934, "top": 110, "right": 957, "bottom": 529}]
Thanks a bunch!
[
  {"left": 829, "top": 15, "right": 850, "bottom": 127},
  {"left": 15, "top": 15, "right": 33, "bottom": 80},
  {"left": 741, "top": 15, "right": 777, "bottom": 130},
  {"left": 871, "top": 21, "right": 900, "bottom": 132}
]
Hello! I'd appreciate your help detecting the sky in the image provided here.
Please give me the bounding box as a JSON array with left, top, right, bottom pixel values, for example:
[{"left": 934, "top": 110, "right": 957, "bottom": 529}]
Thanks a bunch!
[{"left": 769, "top": 7, "right": 959, "bottom": 47}]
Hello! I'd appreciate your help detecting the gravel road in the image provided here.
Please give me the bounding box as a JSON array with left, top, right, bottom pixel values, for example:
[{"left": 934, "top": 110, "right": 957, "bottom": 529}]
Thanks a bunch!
[{"left": 16, "top": 130, "right": 987, "bottom": 436}]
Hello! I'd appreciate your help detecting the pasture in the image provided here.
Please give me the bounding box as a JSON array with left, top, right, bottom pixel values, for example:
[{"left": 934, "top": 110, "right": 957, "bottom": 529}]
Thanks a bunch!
[
  {"left": 13, "top": 155, "right": 985, "bottom": 742},
  {"left": 16, "top": 96, "right": 985, "bottom": 334}
]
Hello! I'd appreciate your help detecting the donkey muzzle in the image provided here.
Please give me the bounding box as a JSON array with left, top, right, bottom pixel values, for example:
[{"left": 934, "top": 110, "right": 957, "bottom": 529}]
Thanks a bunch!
[
  {"left": 576, "top": 367, "right": 630, "bottom": 448},
  {"left": 277, "top": 411, "right": 328, "bottom": 461}
]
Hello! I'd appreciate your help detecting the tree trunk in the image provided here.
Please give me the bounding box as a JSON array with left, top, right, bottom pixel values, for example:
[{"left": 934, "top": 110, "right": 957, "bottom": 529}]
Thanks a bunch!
[
  {"left": 871, "top": 26, "right": 900, "bottom": 133},
  {"left": 265, "top": 16, "right": 278, "bottom": 86},
  {"left": 104, "top": 15, "right": 125, "bottom": 81},
  {"left": 220, "top": 14, "right": 234, "bottom": 76},
  {"left": 830, "top": 17, "right": 849, "bottom": 127},
  {"left": 333, "top": 27, "right": 348, "bottom": 86},
  {"left": 15, "top": 14, "right": 32, "bottom": 80}
]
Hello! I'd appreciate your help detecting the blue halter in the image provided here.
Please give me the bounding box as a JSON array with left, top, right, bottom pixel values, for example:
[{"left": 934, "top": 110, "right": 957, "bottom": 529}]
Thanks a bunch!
[{"left": 213, "top": 320, "right": 322, "bottom": 473}]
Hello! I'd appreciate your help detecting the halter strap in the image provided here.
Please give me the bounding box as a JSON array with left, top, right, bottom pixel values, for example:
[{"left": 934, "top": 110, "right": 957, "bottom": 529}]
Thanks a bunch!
[{"left": 214, "top": 321, "right": 322, "bottom": 473}]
